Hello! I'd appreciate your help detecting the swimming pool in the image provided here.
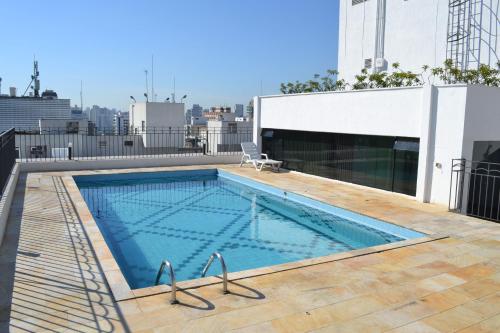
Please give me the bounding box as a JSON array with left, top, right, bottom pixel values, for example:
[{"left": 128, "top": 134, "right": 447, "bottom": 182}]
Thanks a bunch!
[{"left": 75, "top": 169, "right": 423, "bottom": 289}]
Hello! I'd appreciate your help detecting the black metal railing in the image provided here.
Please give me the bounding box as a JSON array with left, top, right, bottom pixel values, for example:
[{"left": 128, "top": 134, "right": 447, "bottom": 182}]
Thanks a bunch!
[
  {"left": 15, "top": 126, "right": 253, "bottom": 162},
  {"left": 449, "top": 158, "right": 500, "bottom": 222},
  {"left": 0, "top": 128, "right": 16, "bottom": 195}
]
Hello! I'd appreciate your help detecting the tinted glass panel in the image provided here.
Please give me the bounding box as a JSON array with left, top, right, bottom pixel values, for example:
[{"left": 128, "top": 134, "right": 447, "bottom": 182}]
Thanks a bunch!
[{"left": 262, "top": 129, "right": 419, "bottom": 196}]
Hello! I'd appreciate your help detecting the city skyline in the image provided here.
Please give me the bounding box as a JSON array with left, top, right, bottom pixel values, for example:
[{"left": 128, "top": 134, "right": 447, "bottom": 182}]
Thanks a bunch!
[{"left": 0, "top": 0, "right": 339, "bottom": 111}]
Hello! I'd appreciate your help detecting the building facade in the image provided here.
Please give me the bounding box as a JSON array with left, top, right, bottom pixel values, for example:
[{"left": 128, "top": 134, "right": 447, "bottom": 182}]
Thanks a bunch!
[
  {"left": 338, "top": 0, "right": 500, "bottom": 83},
  {"left": 129, "top": 101, "right": 186, "bottom": 149},
  {"left": 254, "top": 84, "right": 500, "bottom": 205},
  {"left": 113, "top": 111, "right": 129, "bottom": 135},
  {"left": 0, "top": 96, "right": 71, "bottom": 132},
  {"left": 234, "top": 104, "right": 244, "bottom": 117},
  {"left": 250, "top": 0, "right": 500, "bottom": 204},
  {"left": 85, "top": 105, "right": 116, "bottom": 132},
  {"left": 207, "top": 119, "right": 253, "bottom": 154},
  {"left": 71, "top": 105, "right": 88, "bottom": 120}
]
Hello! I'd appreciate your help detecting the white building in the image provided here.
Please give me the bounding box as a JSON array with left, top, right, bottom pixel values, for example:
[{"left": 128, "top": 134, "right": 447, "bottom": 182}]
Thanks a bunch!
[
  {"left": 0, "top": 94, "right": 71, "bottom": 132},
  {"left": 252, "top": 0, "right": 500, "bottom": 212},
  {"left": 129, "top": 101, "right": 186, "bottom": 149},
  {"left": 338, "top": 0, "right": 500, "bottom": 83},
  {"left": 207, "top": 119, "right": 253, "bottom": 154}
]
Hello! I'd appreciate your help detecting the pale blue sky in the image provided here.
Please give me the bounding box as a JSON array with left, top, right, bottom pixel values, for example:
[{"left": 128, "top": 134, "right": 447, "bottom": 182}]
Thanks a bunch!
[{"left": 0, "top": 0, "right": 339, "bottom": 111}]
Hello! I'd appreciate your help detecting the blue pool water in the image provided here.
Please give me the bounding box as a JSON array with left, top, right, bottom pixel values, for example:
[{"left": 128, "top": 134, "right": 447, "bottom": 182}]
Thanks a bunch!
[{"left": 75, "top": 169, "right": 423, "bottom": 289}]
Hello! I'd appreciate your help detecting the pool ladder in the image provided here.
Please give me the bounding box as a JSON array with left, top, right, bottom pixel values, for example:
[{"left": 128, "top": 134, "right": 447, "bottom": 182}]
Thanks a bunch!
[
  {"left": 155, "top": 260, "right": 178, "bottom": 304},
  {"left": 155, "top": 252, "right": 229, "bottom": 305},
  {"left": 201, "top": 252, "right": 229, "bottom": 294}
]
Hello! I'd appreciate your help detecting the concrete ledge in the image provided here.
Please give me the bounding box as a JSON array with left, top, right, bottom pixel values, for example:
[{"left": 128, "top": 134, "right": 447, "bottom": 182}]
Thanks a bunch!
[
  {"left": 19, "top": 155, "right": 241, "bottom": 172},
  {"left": 0, "top": 163, "right": 20, "bottom": 247}
]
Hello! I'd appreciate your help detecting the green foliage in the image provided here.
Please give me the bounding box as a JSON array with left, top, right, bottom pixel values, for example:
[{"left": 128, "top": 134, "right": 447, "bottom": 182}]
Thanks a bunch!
[
  {"left": 352, "top": 63, "right": 423, "bottom": 90},
  {"left": 280, "top": 60, "right": 500, "bottom": 94},
  {"left": 431, "top": 59, "right": 500, "bottom": 86},
  {"left": 280, "top": 69, "right": 346, "bottom": 94}
]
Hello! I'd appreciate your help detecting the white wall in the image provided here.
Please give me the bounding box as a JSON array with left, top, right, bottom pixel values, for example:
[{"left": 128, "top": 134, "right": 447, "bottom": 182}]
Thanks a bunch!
[
  {"left": 129, "top": 102, "right": 186, "bottom": 148},
  {"left": 338, "top": 0, "right": 500, "bottom": 83},
  {"left": 462, "top": 85, "right": 500, "bottom": 161},
  {"left": 15, "top": 134, "right": 146, "bottom": 159},
  {"left": 259, "top": 87, "right": 423, "bottom": 138},
  {"left": 428, "top": 85, "right": 468, "bottom": 204},
  {"left": 339, "top": 0, "right": 448, "bottom": 83},
  {"left": 0, "top": 164, "right": 19, "bottom": 247},
  {"left": 18, "top": 155, "right": 241, "bottom": 173},
  {"left": 254, "top": 84, "right": 500, "bottom": 207},
  {"left": 206, "top": 120, "right": 253, "bottom": 154},
  {"left": 428, "top": 85, "right": 500, "bottom": 205},
  {"left": 130, "top": 102, "right": 185, "bottom": 130}
]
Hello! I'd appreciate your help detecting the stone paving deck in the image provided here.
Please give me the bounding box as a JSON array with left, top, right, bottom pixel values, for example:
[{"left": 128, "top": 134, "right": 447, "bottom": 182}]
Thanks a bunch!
[{"left": 1, "top": 164, "right": 500, "bottom": 332}]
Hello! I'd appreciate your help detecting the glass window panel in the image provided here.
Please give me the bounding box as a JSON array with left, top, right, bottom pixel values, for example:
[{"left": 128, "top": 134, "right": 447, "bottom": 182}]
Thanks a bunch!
[{"left": 262, "top": 129, "right": 419, "bottom": 196}]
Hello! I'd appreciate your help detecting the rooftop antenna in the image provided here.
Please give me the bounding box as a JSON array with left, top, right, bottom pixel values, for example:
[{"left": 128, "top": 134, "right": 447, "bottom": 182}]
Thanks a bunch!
[
  {"left": 144, "top": 69, "right": 149, "bottom": 101},
  {"left": 80, "top": 80, "right": 83, "bottom": 112},
  {"left": 172, "top": 76, "right": 176, "bottom": 103},
  {"left": 33, "top": 60, "right": 40, "bottom": 97},
  {"left": 22, "top": 58, "right": 40, "bottom": 97},
  {"left": 151, "top": 55, "right": 155, "bottom": 102}
]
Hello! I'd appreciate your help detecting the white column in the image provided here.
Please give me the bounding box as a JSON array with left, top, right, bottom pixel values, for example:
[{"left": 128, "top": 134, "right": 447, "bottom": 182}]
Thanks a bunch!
[
  {"left": 416, "top": 85, "right": 437, "bottom": 202},
  {"left": 252, "top": 96, "right": 262, "bottom": 152}
]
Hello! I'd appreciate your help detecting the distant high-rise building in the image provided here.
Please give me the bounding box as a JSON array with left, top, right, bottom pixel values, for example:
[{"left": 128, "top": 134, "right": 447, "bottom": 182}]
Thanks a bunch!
[
  {"left": 234, "top": 104, "right": 244, "bottom": 117},
  {"left": 204, "top": 106, "right": 235, "bottom": 121},
  {"left": 113, "top": 111, "right": 129, "bottom": 135},
  {"left": 186, "top": 104, "right": 203, "bottom": 123},
  {"left": 191, "top": 104, "right": 203, "bottom": 117},
  {"left": 71, "top": 105, "right": 88, "bottom": 120},
  {"left": 245, "top": 100, "right": 254, "bottom": 120},
  {"left": 85, "top": 105, "right": 116, "bottom": 132},
  {"left": 0, "top": 90, "right": 71, "bottom": 131}
]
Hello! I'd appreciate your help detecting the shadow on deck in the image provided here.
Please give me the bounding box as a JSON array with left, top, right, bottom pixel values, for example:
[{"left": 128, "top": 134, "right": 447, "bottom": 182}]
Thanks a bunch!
[{"left": 0, "top": 174, "right": 131, "bottom": 332}]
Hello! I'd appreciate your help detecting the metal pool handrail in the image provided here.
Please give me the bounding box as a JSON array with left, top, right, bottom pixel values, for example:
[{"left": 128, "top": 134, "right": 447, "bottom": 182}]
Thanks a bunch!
[
  {"left": 201, "top": 252, "right": 229, "bottom": 294},
  {"left": 155, "top": 260, "right": 179, "bottom": 304}
]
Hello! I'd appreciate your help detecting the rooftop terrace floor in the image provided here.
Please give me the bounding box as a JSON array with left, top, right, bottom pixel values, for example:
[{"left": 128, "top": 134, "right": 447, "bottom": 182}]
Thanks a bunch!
[{"left": 1, "top": 164, "right": 500, "bottom": 332}]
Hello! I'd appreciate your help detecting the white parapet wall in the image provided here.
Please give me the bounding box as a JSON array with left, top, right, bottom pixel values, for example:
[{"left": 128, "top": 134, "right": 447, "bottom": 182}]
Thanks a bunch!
[
  {"left": 19, "top": 155, "right": 242, "bottom": 173},
  {"left": 0, "top": 163, "right": 20, "bottom": 247},
  {"left": 258, "top": 87, "right": 423, "bottom": 138},
  {"left": 254, "top": 85, "right": 500, "bottom": 207}
]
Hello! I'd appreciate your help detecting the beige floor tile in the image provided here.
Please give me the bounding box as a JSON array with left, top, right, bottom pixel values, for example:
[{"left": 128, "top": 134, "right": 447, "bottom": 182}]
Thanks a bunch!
[
  {"left": 388, "top": 321, "right": 442, "bottom": 333},
  {"left": 2, "top": 166, "right": 500, "bottom": 332},
  {"left": 422, "top": 305, "right": 485, "bottom": 332}
]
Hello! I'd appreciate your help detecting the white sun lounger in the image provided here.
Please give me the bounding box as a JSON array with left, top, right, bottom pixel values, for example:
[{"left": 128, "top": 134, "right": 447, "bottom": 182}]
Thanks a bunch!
[{"left": 240, "top": 142, "right": 282, "bottom": 171}]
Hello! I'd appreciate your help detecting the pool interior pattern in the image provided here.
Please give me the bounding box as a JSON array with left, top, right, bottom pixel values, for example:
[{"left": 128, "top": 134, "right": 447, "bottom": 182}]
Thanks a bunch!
[{"left": 75, "top": 169, "right": 417, "bottom": 290}]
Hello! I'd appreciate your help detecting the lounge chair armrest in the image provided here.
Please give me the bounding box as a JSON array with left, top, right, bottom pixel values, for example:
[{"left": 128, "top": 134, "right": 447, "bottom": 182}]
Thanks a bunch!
[{"left": 260, "top": 153, "right": 269, "bottom": 160}]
